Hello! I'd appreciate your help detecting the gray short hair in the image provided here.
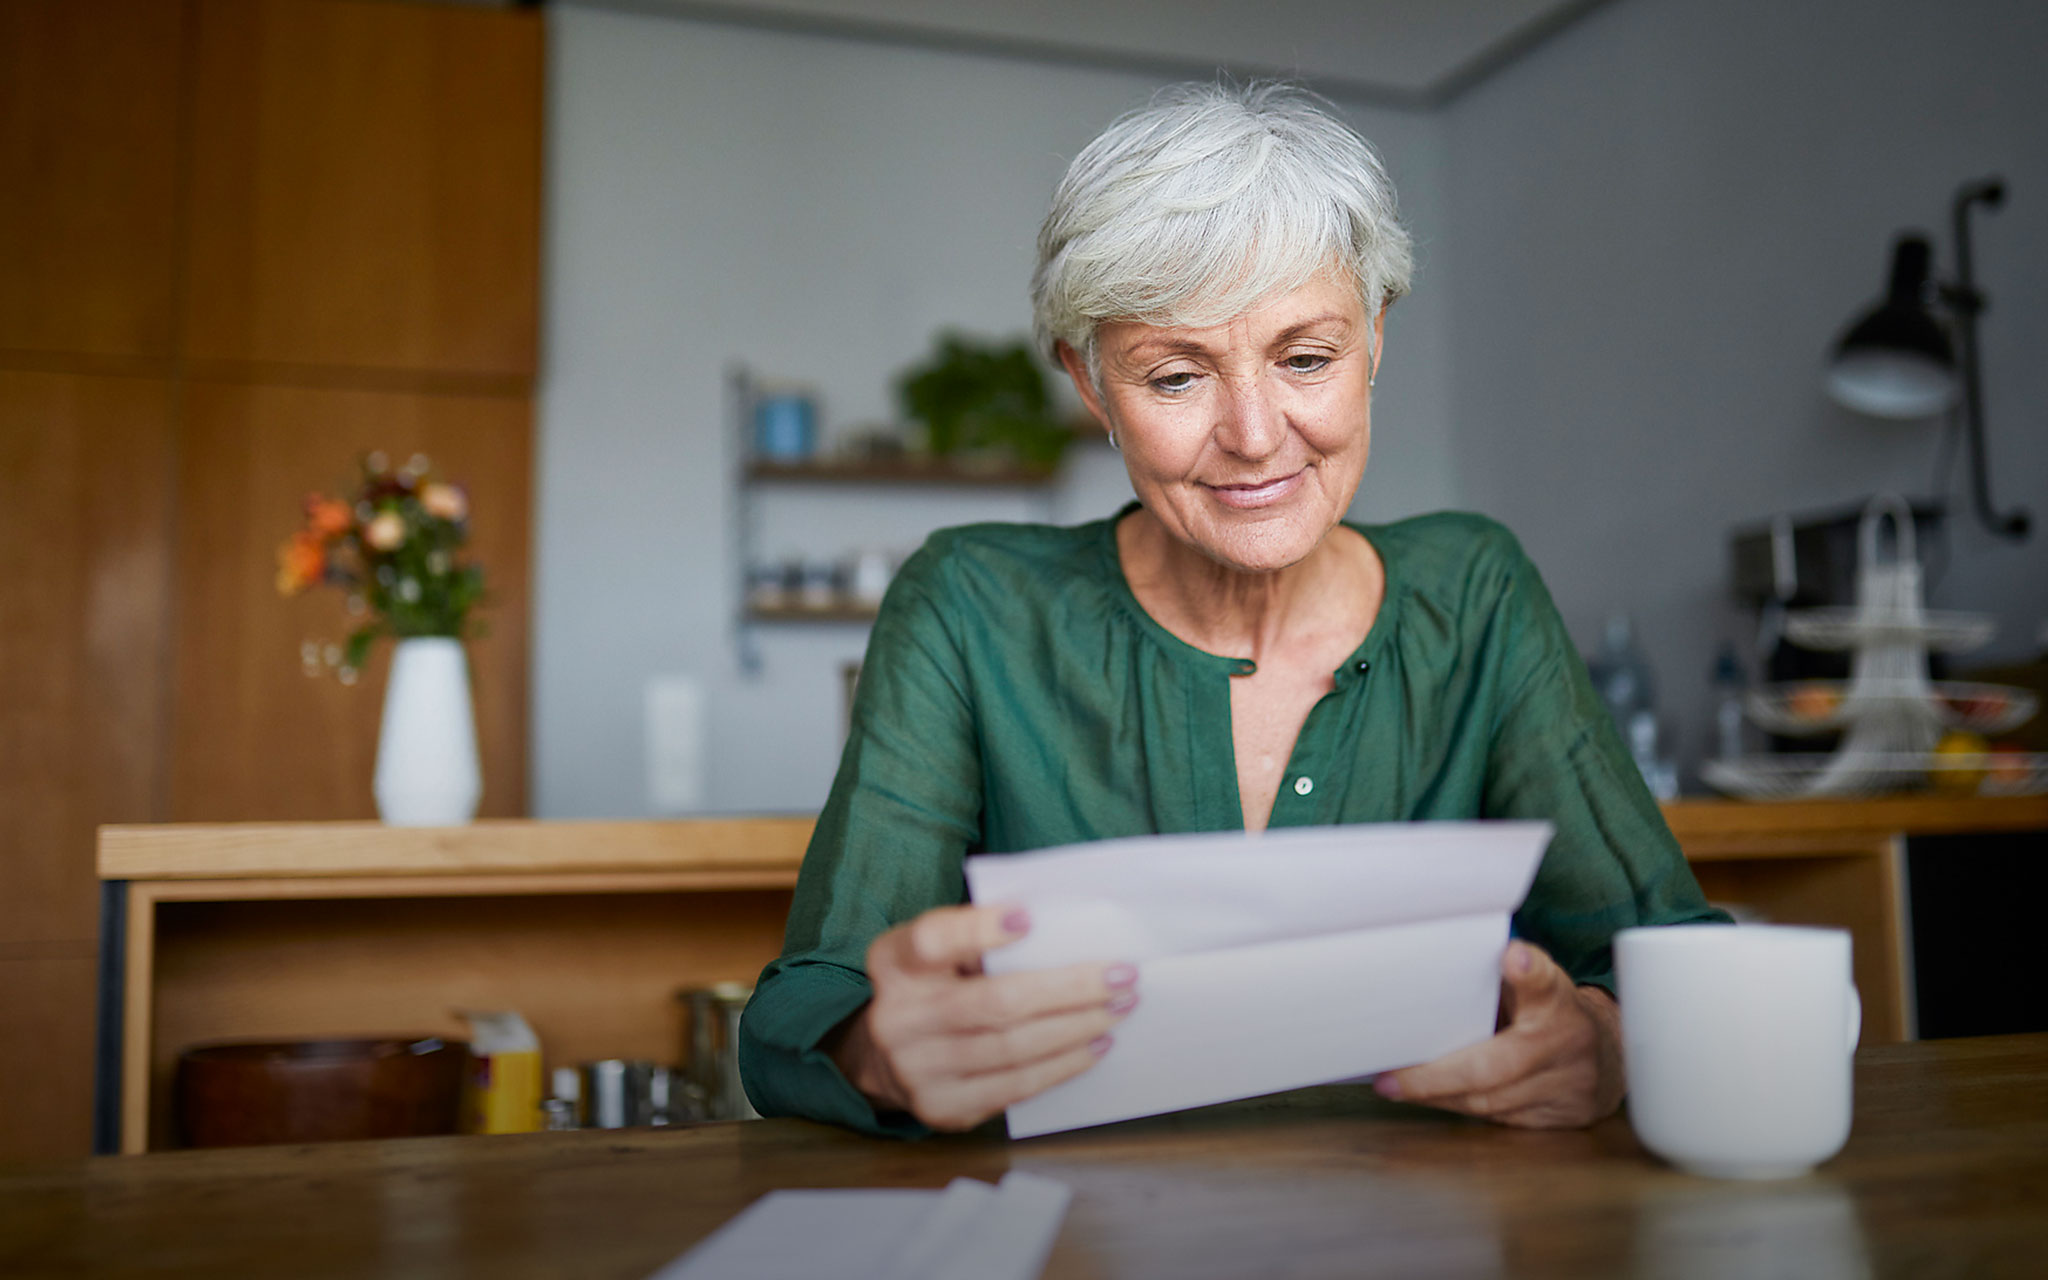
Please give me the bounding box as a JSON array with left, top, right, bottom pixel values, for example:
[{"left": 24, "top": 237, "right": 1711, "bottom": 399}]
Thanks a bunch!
[{"left": 1031, "top": 81, "right": 1413, "bottom": 372}]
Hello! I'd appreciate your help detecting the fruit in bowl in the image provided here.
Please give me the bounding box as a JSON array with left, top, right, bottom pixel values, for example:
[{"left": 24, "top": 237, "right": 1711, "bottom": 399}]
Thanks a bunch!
[
  {"left": 1785, "top": 683, "right": 1842, "bottom": 723},
  {"left": 1986, "top": 746, "right": 2032, "bottom": 790},
  {"left": 1931, "top": 731, "right": 1990, "bottom": 793},
  {"left": 1945, "top": 691, "right": 2010, "bottom": 723}
]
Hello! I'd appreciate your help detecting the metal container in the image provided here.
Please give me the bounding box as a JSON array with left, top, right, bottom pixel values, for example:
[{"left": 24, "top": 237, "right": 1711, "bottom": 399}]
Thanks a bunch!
[
  {"left": 578, "top": 1060, "right": 690, "bottom": 1129},
  {"left": 681, "top": 982, "right": 758, "bottom": 1120}
]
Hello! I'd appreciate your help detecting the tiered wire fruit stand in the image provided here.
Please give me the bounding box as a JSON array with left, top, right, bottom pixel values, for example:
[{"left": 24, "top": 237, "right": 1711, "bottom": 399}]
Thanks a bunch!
[{"left": 1704, "top": 496, "right": 2045, "bottom": 798}]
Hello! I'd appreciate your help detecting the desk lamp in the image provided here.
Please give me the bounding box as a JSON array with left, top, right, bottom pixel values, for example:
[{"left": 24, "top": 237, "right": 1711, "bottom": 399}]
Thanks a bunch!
[{"left": 1824, "top": 176, "right": 2030, "bottom": 541}]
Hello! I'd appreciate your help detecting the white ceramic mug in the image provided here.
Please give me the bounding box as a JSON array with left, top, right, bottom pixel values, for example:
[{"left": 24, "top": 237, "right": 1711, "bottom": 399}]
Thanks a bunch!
[{"left": 1615, "top": 924, "right": 1860, "bottom": 1179}]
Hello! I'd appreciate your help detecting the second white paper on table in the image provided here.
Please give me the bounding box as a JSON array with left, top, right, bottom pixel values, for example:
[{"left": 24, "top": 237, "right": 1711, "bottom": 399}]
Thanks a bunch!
[
  {"left": 653, "top": 1172, "right": 1071, "bottom": 1280},
  {"left": 964, "top": 821, "right": 1552, "bottom": 1137}
]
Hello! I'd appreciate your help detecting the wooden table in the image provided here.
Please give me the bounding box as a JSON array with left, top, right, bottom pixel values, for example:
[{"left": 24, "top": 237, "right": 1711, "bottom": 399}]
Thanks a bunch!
[{"left": 11, "top": 1034, "right": 2046, "bottom": 1278}]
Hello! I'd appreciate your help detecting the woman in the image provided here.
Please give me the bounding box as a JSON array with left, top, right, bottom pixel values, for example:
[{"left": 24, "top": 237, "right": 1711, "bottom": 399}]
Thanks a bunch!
[{"left": 739, "top": 82, "right": 1724, "bottom": 1138}]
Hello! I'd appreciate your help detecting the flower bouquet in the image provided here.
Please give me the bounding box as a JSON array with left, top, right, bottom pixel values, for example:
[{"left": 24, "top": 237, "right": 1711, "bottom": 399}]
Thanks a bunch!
[
  {"left": 278, "top": 452, "right": 487, "bottom": 825},
  {"left": 277, "top": 453, "right": 485, "bottom": 681}
]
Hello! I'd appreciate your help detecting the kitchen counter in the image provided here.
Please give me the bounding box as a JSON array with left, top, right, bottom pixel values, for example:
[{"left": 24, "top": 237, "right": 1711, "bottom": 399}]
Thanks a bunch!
[{"left": 96, "top": 797, "right": 2047, "bottom": 1152}]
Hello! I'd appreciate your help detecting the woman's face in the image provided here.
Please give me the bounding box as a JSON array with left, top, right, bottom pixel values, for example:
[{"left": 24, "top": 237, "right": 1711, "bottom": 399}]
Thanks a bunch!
[{"left": 1063, "top": 273, "right": 1383, "bottom": 575}]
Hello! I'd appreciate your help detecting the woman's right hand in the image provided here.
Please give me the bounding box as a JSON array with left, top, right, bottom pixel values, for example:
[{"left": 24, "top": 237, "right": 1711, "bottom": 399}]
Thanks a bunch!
[{"left": 826, "top": 903, "right": 1138, "bottom": 1132}]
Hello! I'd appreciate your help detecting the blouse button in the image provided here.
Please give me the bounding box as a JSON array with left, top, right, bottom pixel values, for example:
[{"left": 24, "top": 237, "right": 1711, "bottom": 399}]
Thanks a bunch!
[{"left": 1293, "top": 776, "right": 1314, "bottom": 796}]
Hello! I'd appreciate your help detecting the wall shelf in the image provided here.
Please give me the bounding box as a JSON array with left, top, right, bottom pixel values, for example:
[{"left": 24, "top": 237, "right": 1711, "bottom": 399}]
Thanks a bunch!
[
  {"left": 745, "top": 603, "right": 881, "bottom": 624},
  {"left": 730, "top": 364, "right": 1066, "bottom": 671},
  {"left": 746, "top": 458, "right": 1058, "bottom": 487}
]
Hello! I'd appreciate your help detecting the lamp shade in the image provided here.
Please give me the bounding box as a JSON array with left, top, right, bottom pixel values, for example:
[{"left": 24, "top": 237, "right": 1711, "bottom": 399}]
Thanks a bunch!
[{"left": 1825, "top": 235, "right": 1956, "bottom": 418}]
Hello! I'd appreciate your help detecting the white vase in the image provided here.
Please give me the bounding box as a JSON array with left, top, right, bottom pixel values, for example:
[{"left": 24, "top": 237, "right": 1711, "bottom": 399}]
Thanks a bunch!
[{"left": 373, "top": 637, "right": 482, "bottom": 826}]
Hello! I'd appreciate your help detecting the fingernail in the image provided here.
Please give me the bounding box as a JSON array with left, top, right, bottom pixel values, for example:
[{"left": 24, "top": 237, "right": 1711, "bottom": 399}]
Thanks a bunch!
[
  {"left": 1103, "top": 963, "right": 1138, "bottom": 989},
  {"left": 1090, "top": 1035, "right": 1114, "bottom": 1057},
  {"left": 1000, "top": 908, "right": 1031, "bottom": 935},
  {"left": 1373, "top": 1074, "right": 1402, "bottom": 1100},
  {"left": 1106, "top": 990, "right": 1139, "bottom": 1015},
  {"left": 1514, "top": 943, "right": 1534, "bottom": 975}
]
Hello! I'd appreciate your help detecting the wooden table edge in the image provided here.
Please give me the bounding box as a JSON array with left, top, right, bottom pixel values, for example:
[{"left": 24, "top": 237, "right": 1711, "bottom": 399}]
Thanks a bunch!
[{"left": 95, "top": 816, "right": 818, "bottom": 881}]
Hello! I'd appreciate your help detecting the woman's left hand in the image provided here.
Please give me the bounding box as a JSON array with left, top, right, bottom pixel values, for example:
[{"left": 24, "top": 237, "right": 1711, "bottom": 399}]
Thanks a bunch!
[{"left": 1372, "top": 939, "right": 1625, "bottom": 1129}]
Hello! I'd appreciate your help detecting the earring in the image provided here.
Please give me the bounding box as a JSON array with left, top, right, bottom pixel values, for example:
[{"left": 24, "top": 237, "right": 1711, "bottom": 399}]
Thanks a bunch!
[
  {"left": 1369, "top": 375, "right": 1376, "bottom": 388},
  {"left": 1106, "top": 430, "right": 1121, "bottom": 452}
]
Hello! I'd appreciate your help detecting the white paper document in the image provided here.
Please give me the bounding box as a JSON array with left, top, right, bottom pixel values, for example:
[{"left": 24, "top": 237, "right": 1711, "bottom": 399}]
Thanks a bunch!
[
  {"left": 651, "top": 1172, "right": 1070, "bottom": 1280},
  {"left": 964, "top": 821, "right": 1553, "bottom": 1138}
]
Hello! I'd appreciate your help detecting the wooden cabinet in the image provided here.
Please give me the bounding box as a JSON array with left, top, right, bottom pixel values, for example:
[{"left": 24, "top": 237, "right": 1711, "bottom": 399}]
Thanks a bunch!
[
  {"left": 183, "top": 0, "right": 543, "bottom": 378},
  {"left": 1663, "top": 795, "right": 2048, "bottom": 1045},
  {"left": 99, "top": 819, "right": 812, "bottom": 1153},
  {"left": 0, "top": 0, "right": 187, "bottom": 1161},
  {"left": 0, "top": 370, "right": 176, "bottom": 1159},
  {"left": 0, "top": 372, "right": 176, "bottom": 943},
  {"left": 0, "top": 0, "right": 185, "bottom": 359},
  {"left": 2, "top": 0, "right": 543, "bottom": 1162}
]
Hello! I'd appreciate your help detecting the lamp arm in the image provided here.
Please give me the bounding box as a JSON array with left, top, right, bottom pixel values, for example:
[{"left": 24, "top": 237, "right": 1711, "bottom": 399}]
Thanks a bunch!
[{"left": 1948, "top": 177, "right": 2029, "bottom": 541}]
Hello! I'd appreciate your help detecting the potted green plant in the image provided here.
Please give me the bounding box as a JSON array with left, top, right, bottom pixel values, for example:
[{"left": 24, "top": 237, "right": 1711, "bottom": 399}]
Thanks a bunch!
[{"left": 895, "top": 334, "right": 1074, "bottom": 473}]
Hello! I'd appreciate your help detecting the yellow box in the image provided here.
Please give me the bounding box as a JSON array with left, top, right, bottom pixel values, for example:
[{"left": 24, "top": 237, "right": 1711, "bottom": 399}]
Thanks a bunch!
[{"left": 458, "top": 1010, "right": 542, "bottom": 1134}]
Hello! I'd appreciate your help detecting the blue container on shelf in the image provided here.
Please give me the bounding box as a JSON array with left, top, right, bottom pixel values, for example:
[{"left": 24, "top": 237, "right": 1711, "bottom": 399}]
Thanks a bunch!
[{"left": 754, "top": 393, "right": 818, "bottom": 461}]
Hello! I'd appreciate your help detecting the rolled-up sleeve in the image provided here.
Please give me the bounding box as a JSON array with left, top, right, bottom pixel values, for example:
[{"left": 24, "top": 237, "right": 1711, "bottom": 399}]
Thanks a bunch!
[
  {"left": 738, "top": 540, "right": 985, "bottom": 1136},
  {"left": 1478, "top": 537, "right": 1729, "bottom": 992}
]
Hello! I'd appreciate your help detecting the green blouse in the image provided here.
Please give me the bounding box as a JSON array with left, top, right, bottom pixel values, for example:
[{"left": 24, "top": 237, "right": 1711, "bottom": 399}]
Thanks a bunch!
[{"left": 738, "top": 507, "right": 1724, "bottom": 1136}]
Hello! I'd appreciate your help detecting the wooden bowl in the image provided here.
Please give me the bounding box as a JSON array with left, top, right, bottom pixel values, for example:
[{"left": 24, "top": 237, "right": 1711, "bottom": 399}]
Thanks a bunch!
[{"left": 176, "top": 1037, "right": 469, "bottom": 1148}]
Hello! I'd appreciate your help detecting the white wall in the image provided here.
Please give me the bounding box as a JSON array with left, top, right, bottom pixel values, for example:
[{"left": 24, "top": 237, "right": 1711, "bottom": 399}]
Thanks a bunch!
[
  {"left": 535, "top": 6, "right": 1453, "bottom": 816},
  {"left": 1442, "top": 0, "right": 2048, "bottom": 779},
  {"left": 539, "top": 0, "right": 2048, "bottom": 817}
]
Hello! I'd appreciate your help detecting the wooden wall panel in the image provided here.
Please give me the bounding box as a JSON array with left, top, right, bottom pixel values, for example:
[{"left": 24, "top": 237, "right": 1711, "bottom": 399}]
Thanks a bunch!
[
  {"left": 0, "top": 0, "right": 185, "bottom": 358},
  {"left": 182, "top": 0, "right": 542, "bottom": 377},
  {"left": 0, "top": 0, "right": 544, "bottom": 1160},
  {"left": 0, "top": 371, "right": 174, "bottom": 945},
  {"left": 0, "top": 952, "right": 100, "bottom": 1160},
  {"left": 168, "top": 380, "right": 529, "bottom": 821}
]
